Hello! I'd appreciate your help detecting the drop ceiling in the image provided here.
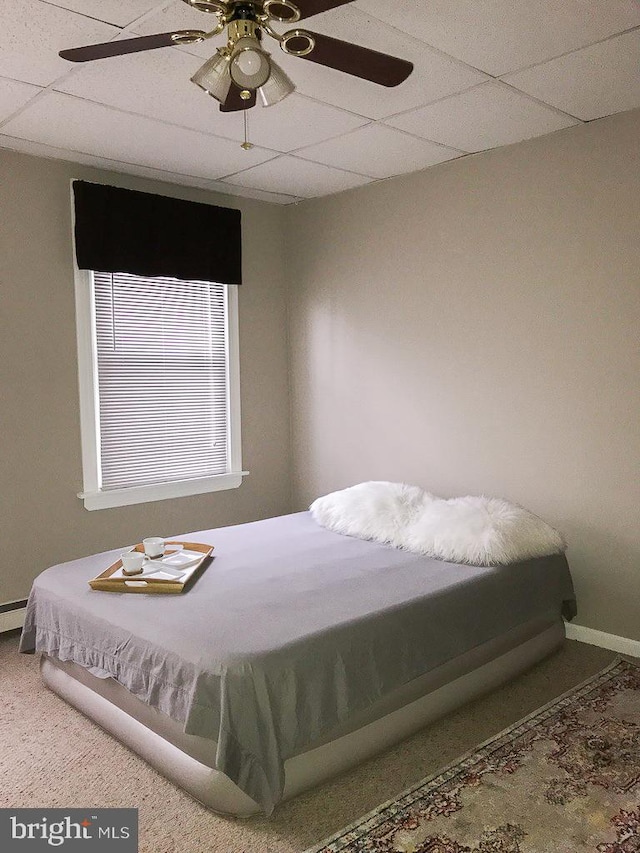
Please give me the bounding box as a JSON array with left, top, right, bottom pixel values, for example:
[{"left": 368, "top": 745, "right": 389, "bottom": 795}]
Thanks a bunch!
[{"left": 1, "top": 0, "right": 639, "bottom": 204}]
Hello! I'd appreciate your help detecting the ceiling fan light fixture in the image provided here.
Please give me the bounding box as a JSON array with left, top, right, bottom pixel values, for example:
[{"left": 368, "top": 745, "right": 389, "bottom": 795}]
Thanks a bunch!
[
  {"left": 191, "top": 50, "right": 232, "bottom": 103},
  {"left": 257, "top": 60, "right": 295, "bottom": 107},
  {"left": 229, "top": 37, "right": 271, "bottom": 90}
]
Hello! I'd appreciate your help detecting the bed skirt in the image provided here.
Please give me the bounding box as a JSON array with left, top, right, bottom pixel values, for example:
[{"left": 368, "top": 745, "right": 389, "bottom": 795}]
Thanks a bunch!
[{"left": 40, "top": 616, "right": 565, "bottom": 817}]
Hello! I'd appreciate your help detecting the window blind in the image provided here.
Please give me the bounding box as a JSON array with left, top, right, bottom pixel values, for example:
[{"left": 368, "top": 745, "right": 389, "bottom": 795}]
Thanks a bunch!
[{"left": 93, "top": 272, "right": 229, "bottom": 491}]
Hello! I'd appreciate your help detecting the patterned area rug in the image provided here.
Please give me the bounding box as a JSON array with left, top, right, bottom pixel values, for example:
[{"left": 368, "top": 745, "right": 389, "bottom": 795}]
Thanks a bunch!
[{"left": 307, "top": 659, "right": 640, "bottom": 853}]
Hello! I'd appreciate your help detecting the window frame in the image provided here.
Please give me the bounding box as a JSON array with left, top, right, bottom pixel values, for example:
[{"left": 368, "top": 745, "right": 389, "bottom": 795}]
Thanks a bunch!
[{"left": 73, "top": 263, "right": 246, "bottom": 511}]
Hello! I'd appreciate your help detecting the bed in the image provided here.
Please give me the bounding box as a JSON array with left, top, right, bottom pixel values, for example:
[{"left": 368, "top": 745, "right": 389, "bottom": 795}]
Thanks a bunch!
[{"left": 19, "top": 509, "right": 576, "bottom": 816}]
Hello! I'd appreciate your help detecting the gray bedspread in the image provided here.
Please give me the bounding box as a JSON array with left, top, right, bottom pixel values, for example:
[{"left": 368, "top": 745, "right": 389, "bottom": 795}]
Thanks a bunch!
[{"left": 20, "top": 511, "right": 576, "bottom": 813}]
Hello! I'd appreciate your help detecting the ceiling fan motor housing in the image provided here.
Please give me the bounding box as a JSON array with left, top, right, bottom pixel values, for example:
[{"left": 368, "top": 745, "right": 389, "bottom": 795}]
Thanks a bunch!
[
  {"left": 228, "top": 18, "right": 261, "bottom": 42},
  {"left": 229, "top": 2, "right": 260, "bottom": 22}
]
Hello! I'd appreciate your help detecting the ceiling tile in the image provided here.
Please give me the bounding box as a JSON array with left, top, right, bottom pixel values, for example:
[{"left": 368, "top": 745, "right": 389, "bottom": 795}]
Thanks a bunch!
[
  {"left": 0, "top": 91, "right": 276, "bottom": 178},
  {"left": 503, "top": 30, "right": 640, "bottom": 121},
  {"left": 55, "top": 46, "right": 238, "bottom": 137},
  {"left": 0, "top": 132, "right": 297, "bottom": 203},
  {"left": 202, "top": 181, "right": 298, "bottom": 205},
  {"left": 0, "top": 76, "right": 42, "bottom": 122},
  {"left": 355, "top": 0, "right": 640, "bottom": 76},
  {"left": 385, "top": 81, "right": 579, "bottom": 153},
  {"left": 0, "top": 0, "right": 120, "bottom": 86},
  {"left": 270, "top": 6, "right": 488, "bottom": 120},
  {"left": 295, "top": 123, "right": 463, "bottom": 179},
  {"left": 248, "top": 95, "right": 369, "bottom": 151},
  {"left": 222, "top": 155, "right": 372, "bottom": 197},
  {"left": 39, "top": 0, "right": 163, "bottom": 28}
]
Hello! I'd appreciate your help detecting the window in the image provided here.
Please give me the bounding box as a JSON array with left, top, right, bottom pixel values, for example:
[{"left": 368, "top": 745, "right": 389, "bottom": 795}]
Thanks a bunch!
[{"left": 74, "top": 269, "right": 244, "bottom": 510}]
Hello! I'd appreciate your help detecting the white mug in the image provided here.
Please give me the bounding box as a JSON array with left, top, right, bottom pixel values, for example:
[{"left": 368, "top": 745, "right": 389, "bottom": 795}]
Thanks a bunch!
[
  {"left": 142, "top": 537, "right": 182, "bottom": 559},
  {"left": 142, "top": 537, "right": 166, "bottom": 558},
  {"left": 121, "top": 551, "right": 145, "bottom": 576}
]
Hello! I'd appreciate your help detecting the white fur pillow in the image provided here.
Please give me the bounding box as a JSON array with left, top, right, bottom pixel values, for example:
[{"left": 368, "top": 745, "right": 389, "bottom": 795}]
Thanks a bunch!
[
  {"left": 309, "top": 481, "right": 433, "bottom": 549},
  {"left": 310, "top": 483, "right": 565, "bottom": 566},
  {"left": 403, "top": 495, "right": 566, "bottom": 565}
]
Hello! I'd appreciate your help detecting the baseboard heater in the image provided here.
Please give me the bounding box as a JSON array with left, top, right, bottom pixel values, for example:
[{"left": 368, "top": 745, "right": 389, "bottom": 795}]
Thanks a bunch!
[{"left": 0, "top": 599, "right": 27, "bottom": 633}]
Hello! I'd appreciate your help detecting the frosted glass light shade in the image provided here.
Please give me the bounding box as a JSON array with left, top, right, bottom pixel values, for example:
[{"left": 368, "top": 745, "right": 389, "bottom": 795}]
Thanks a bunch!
[
  {"left": 229, "top": 37, "right": 271, "bottom": 89},
  {"left": 191, "top": 51, "right": 232, "bottom": 103},
  {"left": 257, "top": 60, "right": 295, "bottom": 106}
]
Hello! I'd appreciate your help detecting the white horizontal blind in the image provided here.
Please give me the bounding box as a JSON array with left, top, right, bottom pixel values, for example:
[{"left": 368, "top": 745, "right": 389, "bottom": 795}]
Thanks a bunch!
[{"left": 93, "top": 271, "right": 229, "bottom": 491}]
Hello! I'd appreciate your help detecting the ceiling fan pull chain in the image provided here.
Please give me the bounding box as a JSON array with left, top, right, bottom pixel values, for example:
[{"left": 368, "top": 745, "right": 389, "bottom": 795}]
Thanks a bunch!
[{"left": 241, "top": 110, "right": 254, "bottom": 150}]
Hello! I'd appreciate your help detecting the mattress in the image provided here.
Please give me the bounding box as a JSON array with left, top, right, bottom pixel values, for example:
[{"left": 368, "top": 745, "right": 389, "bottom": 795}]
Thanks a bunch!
[{"left": 21, "top": 511, "right": 576, "bottom": 813}]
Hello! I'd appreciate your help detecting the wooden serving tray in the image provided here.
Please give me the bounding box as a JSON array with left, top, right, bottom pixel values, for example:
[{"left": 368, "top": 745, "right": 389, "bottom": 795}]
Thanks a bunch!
[{"left": 89, "top": 541, "right": 213, "bottom": 594}]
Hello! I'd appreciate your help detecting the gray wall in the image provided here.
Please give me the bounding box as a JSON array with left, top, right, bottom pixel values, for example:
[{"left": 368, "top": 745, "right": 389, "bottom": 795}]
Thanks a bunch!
[
  {"left": 285, "top": 108, "right": 640, "bottom": 641},
  {"left": 0, "top": 149, "right": 291, "bottom": 603},
  {"left": 3, "top": 109, "right": 639, "bottom": 641}
]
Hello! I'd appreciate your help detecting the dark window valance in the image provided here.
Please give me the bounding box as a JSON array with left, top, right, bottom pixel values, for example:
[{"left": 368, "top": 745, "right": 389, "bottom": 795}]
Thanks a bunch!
[{"left": 73, "top": 181, "right": 242, "bottom": 285}]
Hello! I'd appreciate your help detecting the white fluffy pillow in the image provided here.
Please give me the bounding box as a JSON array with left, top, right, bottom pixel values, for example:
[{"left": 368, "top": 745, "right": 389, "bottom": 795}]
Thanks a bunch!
[
  {"left": 309, "top": 481, "right": 433, "bottom": 549},
  {"left": 310, "top": 483, "right": 566, "bottom": 565},
  {"left": 403, "top": 495, "right": 566, "bottom": 565}
]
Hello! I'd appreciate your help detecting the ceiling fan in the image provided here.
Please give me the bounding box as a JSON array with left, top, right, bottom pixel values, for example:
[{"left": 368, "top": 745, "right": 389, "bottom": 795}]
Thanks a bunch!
[{"left": 58, "top": 0, "right": 414, "bottom": 113}]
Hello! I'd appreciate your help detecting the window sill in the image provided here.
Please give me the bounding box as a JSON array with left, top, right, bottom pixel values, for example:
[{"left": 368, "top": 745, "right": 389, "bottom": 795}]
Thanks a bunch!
[{"left": 78, "top": 471, "right": 249, "bottom": 511}]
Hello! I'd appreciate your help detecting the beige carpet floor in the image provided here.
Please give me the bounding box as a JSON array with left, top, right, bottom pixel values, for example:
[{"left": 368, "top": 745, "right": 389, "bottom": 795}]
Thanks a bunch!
[{"left": 0, "top": 632, "right": 617, "bottom": 853}]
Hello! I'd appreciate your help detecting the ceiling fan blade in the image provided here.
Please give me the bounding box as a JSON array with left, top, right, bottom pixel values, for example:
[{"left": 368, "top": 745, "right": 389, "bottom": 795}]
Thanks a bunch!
[
  {"left": 219, "top": 85, "right": 257, "bottom": 112},
  {"left": 288, "top": 0, "right": 354, "bottom": 19},
  {"left": 59, "top": 31, "right": 206, "bottom": 63},
  {"left": 289, "top": 31, "right": 413, "bottom": 87}
]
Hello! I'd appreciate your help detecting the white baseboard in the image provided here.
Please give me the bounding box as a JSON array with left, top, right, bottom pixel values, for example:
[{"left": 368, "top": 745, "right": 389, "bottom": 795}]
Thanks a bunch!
[
  {"left": 565, "top": 622, "right": 640, "bottom": 658},
  {"left": 0, "top": 604, "right": 26, "bottom": 633}
]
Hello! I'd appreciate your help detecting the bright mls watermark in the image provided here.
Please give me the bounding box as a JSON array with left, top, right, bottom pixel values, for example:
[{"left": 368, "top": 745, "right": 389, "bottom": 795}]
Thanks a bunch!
[{"left": 0, "top": 809, "right": 137, "bottom": 851}]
